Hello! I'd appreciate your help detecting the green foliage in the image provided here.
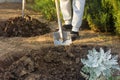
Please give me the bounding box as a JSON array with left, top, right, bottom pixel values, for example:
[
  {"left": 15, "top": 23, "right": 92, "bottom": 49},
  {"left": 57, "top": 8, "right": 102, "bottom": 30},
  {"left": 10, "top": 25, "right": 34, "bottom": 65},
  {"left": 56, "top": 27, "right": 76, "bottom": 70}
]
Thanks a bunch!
[
  {"left": 109, "top": 76, "right": 120, "bottom": 80},
  {"left": 84, "top": 0, "right": 115, "bottom": 32},
  {"left": 84, "top": 0, "right": 120, "bottom": 35},
  {"left": 32, "top": 0, "right": 56, "bottom": 21},
  {"left": 111, "top": 0, "right": 120, "bottom": 36},
  {"left": 115, "top": 11, "right": 120, "bottom": 35}
]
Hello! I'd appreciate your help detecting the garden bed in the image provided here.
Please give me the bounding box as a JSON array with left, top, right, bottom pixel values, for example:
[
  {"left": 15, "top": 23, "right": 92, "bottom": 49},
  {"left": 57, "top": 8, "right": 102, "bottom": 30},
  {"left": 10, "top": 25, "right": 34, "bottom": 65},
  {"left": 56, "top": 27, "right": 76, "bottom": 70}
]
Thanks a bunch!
[
  {"left": 0, "top": 44, "right": 119, "bottom": 80},
  {"left": 0, "top": 3, "right": 120, "bottom": 80}
]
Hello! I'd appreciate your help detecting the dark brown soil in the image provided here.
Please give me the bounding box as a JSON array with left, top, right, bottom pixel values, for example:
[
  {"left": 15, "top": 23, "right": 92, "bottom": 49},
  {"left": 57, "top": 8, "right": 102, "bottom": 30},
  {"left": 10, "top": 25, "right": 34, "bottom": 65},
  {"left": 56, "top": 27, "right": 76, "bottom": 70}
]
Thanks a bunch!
[
  {"left": 0, "top": 44, "right": 119, "bottom": 80},
  {"left": 0, "top": 15, "right": 51, "bottom": 37}
]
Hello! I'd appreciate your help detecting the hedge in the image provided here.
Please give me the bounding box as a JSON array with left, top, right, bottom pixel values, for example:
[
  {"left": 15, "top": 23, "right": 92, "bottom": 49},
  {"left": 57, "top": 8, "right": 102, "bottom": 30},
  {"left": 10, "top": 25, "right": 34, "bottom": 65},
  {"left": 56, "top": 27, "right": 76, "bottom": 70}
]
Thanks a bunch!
[{"left": 84, "top": 0, "right": 120, "bottom": 35}]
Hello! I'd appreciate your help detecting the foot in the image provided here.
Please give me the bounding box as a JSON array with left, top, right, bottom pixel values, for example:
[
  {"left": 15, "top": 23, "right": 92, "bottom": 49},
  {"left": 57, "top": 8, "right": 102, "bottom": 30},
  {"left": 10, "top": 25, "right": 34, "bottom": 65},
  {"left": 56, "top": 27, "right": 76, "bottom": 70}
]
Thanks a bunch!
[
  {"left": 63, "top": 24, "right": 72, "bottom": 30},
  {"left": 71, "top": 31, "right": 79, "bottom": 41},
  {"left": 55, "top": 24, "right": 72, "bottom": 31}
]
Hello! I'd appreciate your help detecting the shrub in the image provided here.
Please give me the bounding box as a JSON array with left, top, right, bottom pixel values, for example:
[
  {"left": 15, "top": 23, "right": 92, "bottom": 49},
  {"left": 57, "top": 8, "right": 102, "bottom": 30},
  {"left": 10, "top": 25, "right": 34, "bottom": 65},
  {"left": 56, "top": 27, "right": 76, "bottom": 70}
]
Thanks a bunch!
[
  {"left": 84, "top": 0, "right": 120, "bottom": 35},
  {"left": 32, "top": 0, "right": 56, "bottom": 21},
  {"left": 111, "top": 0, "right": 120, "bottom": 36},
  {"left": 84, "top": 0, "right": 115, "bottom": 32},
  {"left": 81, "top": 48, "right": 120, "bottom": 80}
]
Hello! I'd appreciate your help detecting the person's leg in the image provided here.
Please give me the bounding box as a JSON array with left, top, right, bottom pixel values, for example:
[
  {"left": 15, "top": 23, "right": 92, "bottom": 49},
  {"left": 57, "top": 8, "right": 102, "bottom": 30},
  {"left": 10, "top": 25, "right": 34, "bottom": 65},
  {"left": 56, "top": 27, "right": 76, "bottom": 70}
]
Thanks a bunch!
[
  {"left": 72, "top": 0, "right": 85, "bottom": 32},
  {"left": 60, "top": 0, "right": 72, "bottom": 29},
  {"left": 70, "top": 0, "right": 85, "bottom": 40}
]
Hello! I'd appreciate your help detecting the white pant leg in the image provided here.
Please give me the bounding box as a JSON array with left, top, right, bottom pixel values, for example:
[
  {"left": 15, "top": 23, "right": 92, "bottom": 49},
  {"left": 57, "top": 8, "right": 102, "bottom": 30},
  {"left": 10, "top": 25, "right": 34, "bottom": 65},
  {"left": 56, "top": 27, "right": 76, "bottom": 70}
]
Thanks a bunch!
[
  {"left": 60, "top": 0, "right": 72, "bottom": 25},
  {"left": 72, "top": 0, "right": 85, "bottom": 32}
]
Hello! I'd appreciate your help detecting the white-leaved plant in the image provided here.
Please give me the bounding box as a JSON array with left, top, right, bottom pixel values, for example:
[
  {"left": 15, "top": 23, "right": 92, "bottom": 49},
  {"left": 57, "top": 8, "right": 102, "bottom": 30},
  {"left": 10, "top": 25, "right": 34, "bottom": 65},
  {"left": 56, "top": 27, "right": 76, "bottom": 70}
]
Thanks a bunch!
[{"left": 81, "top": 48, "right": 120, "bottom": 80}]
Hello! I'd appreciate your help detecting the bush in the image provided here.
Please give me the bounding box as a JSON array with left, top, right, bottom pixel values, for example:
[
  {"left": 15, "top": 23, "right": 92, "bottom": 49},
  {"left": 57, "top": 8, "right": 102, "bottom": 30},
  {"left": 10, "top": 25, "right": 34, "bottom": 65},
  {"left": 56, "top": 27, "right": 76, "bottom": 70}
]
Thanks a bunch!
[
  {"left": 84, "top": 0, "right": 120, "bottom": 35},
  {"left": 32, "top": 0, "right": 56, "bottom": 21},
  {"left": 84, "top": 0, "right": 115, "bottom": 32},
  {"left": 81, "top": 48, "right": 120, "bottom": 80},
  {"left": 115, "top": 11, "right": 120, "bottom": 36},
  {"left": 111, "top": 0, "right": 120, "bottom": 36}
]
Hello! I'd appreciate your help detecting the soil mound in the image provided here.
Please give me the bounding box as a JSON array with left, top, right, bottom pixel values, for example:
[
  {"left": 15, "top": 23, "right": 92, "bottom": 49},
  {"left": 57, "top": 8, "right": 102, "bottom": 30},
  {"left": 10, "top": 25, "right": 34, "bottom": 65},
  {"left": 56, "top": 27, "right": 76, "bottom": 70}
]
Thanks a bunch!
[{"left": 0, "top": 15, "right": 51, "bottom": 37}]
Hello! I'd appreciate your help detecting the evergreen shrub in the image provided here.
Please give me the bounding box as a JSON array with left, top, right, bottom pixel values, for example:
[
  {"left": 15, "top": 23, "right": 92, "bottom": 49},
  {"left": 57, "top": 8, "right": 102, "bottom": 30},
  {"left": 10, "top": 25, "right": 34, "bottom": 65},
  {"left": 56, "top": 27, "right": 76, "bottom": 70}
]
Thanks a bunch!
[{"left": 32, "top": 0, "right": 56, "bottom": 21}]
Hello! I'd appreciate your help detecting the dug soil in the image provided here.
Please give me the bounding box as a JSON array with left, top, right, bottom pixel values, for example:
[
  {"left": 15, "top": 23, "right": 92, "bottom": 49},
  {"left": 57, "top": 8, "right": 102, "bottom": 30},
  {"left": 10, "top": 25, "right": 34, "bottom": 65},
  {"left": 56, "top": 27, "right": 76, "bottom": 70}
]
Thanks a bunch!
[
  {"left": 1, "top": 44, "right": 118, "bottom": 80},
  {"left": 0, "top": 3, "right": 120, "bottom": 80},
  {"left": 0, "top": 15, "right": 51, "bottom": 37}
]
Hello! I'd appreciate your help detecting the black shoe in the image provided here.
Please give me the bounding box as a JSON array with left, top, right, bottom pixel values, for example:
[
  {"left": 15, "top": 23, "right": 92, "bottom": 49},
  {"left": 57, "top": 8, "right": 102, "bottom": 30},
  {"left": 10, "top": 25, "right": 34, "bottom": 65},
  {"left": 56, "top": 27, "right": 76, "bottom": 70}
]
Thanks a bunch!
[
  {"left": 63, "top": 24, "right": 72, "bottom": 30},
  {"left": 71, "top": 31, "right": 79, "bottom": 41}
]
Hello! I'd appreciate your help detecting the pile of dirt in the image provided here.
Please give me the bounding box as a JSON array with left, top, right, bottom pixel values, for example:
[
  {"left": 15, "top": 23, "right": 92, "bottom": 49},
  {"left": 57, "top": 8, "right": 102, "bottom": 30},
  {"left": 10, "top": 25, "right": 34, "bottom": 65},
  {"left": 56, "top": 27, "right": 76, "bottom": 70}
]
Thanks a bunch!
[
  {"left": 0, "top": 15, "right": 51, "bottom": 37},
  {"left": 0, "top": 44, "right": 117, "bottom": 80}
]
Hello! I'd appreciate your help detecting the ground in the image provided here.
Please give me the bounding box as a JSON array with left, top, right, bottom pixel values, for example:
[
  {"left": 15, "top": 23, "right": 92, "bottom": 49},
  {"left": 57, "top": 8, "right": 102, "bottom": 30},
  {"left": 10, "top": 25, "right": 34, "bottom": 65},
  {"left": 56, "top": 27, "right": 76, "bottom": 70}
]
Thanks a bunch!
[{"left": 0, "top": 3, "right": 120, "bottom": 80}]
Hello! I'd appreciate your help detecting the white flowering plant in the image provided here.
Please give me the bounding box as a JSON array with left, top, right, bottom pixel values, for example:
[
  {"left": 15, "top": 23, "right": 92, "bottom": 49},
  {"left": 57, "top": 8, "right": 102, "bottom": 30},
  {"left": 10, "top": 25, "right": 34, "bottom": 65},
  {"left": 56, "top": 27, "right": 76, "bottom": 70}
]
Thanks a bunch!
[{"left": 81, "top": 48, "right": 120, "bottom": 80}]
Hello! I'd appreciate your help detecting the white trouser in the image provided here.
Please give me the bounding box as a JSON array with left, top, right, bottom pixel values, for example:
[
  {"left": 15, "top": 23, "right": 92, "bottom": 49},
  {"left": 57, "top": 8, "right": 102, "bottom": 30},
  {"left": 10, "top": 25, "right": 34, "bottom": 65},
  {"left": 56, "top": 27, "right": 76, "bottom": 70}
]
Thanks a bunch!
[{"left": 60, "top": 0, "right": 85, "bottom": 32}]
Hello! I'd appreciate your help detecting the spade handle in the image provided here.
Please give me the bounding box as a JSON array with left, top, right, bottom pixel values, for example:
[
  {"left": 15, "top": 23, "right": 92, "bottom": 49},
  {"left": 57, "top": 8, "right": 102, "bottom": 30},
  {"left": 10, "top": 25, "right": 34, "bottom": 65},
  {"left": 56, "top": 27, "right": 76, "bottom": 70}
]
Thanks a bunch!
[{"left": 55, "top": 0, "right": 63, "bottom": 39}]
